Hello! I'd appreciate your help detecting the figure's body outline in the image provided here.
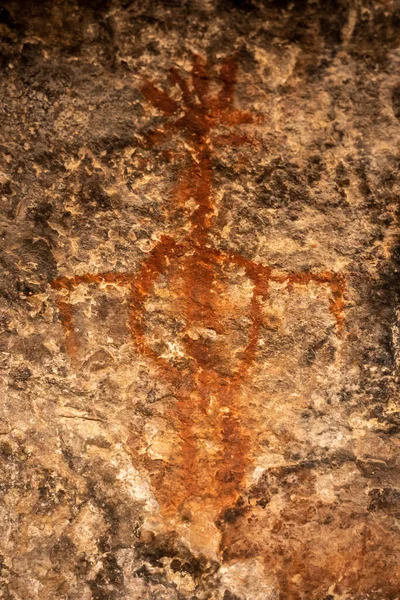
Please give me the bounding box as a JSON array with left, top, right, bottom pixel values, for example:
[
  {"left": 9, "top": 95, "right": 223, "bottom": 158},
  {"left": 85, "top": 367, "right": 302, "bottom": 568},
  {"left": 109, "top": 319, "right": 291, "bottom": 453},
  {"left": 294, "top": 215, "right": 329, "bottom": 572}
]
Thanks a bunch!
[{"left": 52, "top": 54, "right": 346, "bottom": 529}]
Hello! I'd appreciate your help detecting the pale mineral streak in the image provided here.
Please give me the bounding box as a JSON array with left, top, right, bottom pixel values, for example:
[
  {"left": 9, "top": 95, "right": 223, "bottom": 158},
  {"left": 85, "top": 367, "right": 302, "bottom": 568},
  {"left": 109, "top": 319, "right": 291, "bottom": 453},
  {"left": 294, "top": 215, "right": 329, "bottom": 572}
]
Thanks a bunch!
[{"left": 0, "top": 0, "right": 399, "bottom": 599}]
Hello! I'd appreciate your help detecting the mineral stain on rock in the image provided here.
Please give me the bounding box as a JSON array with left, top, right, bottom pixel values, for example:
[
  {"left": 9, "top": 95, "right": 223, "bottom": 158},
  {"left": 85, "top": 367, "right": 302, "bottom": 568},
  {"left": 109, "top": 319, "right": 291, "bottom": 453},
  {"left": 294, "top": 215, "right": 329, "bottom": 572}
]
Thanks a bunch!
[{"left": 1, "top": 0, "right": 400, "bottom": 599}]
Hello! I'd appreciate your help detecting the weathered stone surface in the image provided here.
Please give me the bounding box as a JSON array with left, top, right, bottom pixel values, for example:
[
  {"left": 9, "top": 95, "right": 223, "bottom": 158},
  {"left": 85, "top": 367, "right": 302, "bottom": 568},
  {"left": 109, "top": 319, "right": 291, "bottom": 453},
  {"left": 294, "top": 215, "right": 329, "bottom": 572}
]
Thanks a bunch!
[{"left": 0, "top": 0, "right": 399, "bottom": 598}]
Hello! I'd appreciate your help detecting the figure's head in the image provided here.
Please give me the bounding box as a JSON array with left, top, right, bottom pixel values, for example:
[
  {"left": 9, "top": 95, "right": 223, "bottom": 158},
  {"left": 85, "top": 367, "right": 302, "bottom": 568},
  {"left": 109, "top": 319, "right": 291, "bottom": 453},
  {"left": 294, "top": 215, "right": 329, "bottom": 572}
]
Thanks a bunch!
[{"left": 141, "top": 53, "right": 256, "bottom": 150}]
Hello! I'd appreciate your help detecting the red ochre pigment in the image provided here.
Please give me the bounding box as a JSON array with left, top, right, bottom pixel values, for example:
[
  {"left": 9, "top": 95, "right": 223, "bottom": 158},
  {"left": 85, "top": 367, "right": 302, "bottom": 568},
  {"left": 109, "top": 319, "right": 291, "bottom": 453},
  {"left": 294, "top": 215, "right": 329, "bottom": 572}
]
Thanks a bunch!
[{"left": 52, "top": 54, "right": 345, "bottom": 533}]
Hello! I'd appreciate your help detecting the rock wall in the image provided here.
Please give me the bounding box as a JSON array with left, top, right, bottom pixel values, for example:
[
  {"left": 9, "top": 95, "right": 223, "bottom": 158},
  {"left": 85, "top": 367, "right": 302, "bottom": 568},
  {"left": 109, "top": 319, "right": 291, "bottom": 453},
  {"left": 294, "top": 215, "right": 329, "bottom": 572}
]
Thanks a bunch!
[{"left": 0, "top": 1, "right": 399, "bottom": 598}]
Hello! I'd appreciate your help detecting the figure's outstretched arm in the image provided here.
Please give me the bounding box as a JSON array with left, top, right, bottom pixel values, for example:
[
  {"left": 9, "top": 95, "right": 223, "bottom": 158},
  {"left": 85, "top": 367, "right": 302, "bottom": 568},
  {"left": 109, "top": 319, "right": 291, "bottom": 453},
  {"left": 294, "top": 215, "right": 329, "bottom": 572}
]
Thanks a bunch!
[
  {"left": 51, "top": 272, "right": 135, "bottom": 359},
  {"left": 51, "top": 236, "right": 185, "bottom": 380},
  {"left": 220, "top": 249, "right": 346, "bottom": 335},
  {"left": 277, "top": 271, "right": 346, "bottom": 333}
]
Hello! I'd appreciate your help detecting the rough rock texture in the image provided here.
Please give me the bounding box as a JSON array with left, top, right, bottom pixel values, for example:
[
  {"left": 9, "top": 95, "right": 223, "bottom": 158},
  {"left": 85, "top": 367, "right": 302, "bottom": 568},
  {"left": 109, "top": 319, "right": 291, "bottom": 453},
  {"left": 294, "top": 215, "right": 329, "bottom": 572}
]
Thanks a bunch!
[{"left": 0, "top": 0, "right": 399, "bottom": 598}]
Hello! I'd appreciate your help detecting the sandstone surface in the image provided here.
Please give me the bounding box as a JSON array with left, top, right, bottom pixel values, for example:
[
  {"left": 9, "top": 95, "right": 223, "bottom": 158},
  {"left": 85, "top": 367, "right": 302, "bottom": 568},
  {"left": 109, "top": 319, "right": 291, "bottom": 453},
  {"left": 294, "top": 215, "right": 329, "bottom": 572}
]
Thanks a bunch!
[{"left": 0, "top": 1, "right": 399, "bottom": 598}]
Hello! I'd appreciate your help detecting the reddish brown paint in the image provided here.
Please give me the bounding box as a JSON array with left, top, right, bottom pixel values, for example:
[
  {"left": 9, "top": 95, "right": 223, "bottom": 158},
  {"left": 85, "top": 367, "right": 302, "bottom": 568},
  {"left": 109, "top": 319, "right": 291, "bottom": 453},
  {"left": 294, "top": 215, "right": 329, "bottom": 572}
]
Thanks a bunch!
[
  {"left": 54, "top": 299, "right": 80, "bottom": 358},
  {"left": 51, "top": 54, "right": 346, "bottom": 530}
]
